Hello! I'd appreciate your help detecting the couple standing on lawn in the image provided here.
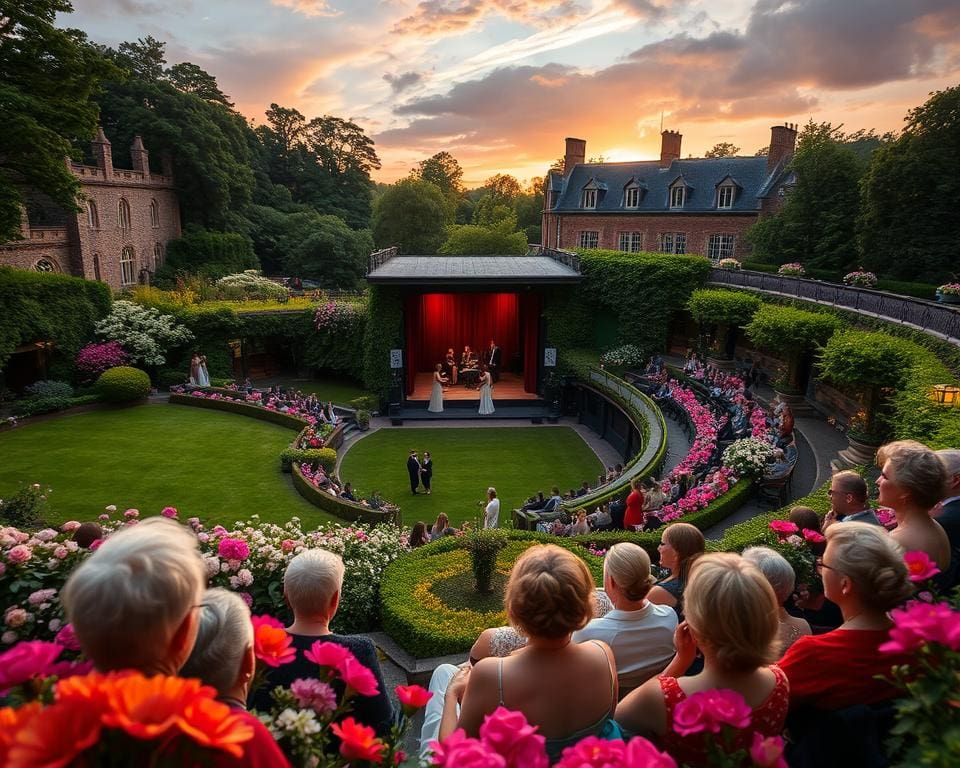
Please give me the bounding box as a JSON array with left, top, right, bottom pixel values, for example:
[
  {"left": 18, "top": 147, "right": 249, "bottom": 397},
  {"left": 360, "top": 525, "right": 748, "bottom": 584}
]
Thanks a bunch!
[{"left": 406, "top": 450, "right": 434, "bottom": 494}]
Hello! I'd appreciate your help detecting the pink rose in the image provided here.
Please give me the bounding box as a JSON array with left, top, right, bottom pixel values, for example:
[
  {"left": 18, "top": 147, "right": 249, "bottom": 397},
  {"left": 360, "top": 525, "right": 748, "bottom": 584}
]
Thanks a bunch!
[
  {"left": 53, "top": 546, "right": 68, "bottom": 559},
  {"left": 801, "top": 529, "right": 825, "bottom": 544},
  {"left": 0, "top": 640, "right": 63, "bottom": 693},
  {"left": 769, "top": 520, "right": 798, "bottom": 536},
  {"left": 479, "top": 707, "right": 547, "bottom": 768},
  {"left": 218, "top": 537, "right": 250, "bottom": 560},
  {"left": 281, "top": 539, "right": 295, "bottom": 552},
  {"left": 903, "top": 551, "right": 940, "bottom": 583},
  {"left": 305, "top": 639, "right": 354, "bottom": 672},
  {"left": 61, "top": 521, "right": 81, "bottom": 533},
  {"left": 124, "top": 508, "right": 139, "bottom": 519},
  {"left": 623, "top": 737, "right": 677, "bottom": 768},
  {"left": 432, "top": 730, "right": 506, "bottom": 768},
  {"left": 555, "top": 736, "right": 622, "bottom": 767},
  {"left": 54, "top": 623, "right": 81, "bottom": 651},
  {"left": 341, "top": 656, "right": 380, "bottom": 697},
  {"left": 160, "top": 506, "right": 178, "bottom": 518},
  {"left": 880, "top": 601, "right": 960, "bottom": 654},
  {"left": 672, "top": 691, "right": 711, "bottom": 735},
  {"left": 7, "top": 545, "right": 32, "bottom": 564},
  {"left": 750, "top": 733, "right": 787, "bottom": 768},
  {"left": 709, "top": 689, "right": 752, "bottom": 730}
]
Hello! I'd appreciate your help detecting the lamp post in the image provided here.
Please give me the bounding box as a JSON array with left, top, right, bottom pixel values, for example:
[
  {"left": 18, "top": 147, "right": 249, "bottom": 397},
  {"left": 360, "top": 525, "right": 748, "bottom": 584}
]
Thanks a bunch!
[{"left": 930, "top": 384, "right": 960, "bottom": 406}]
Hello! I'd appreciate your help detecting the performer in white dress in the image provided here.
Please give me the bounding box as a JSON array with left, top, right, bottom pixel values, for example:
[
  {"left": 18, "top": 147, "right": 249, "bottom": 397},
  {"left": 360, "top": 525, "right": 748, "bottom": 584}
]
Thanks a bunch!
[
  {"left": 197, "top": 353, "right": 210, "bottom": 387},
  {"left": 428, "top": 363, "right": 447, "bottom": 413},
  {"left": 478, "top": 364, "right": 495, "bottom": 415}
]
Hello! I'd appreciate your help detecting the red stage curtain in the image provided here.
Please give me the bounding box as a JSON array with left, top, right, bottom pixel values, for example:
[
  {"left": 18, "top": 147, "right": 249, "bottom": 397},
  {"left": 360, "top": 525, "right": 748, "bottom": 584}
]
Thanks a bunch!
[
  {"left": 522, "top": 292, "right": 541, "bottom": 393},
  {"left": 405, "top": 293, "right": 521, "bottom": 393}
]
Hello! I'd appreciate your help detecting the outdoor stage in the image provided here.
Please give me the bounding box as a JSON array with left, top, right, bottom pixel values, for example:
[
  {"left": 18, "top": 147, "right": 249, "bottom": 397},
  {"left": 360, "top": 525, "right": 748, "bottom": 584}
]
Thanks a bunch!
[{"left": 407, "top": 372, "right": 539, "bottom": 402}]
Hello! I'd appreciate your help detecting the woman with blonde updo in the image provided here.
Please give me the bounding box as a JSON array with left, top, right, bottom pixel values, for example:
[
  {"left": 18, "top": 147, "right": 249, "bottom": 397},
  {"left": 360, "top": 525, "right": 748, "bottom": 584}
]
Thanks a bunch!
[
  {"left": 616, "top": 553, "right": 788, "bottom": 765},
  {"left": 877, "top": 439, "right": 950, "bottom": 569},
  {"left": 423, "top": 545, "right": 619, "bottom": 762},
  {"left": 647, "top": 522, "right": 705, "bottom": 619},
  {"left": 779, "top": 521, "right": 915, "bottom": 710},
  {"left": 572, "top": 543, "right": 677, "bottom": 695}
]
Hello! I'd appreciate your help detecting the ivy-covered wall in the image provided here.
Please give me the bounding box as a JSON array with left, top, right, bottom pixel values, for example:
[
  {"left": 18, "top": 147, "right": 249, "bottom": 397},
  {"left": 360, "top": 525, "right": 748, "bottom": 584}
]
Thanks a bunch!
[
  {"left": 362, "top": 286, "right": 403, "bottom": 401},
  {"left": 0, "top": 267, "right": 111, "bottom": 374}
]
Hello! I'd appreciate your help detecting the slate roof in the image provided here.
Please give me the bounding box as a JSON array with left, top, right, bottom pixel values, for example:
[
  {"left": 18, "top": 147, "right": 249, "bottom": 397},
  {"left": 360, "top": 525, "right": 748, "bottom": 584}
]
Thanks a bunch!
[
  {"left": 548, "top": 155, "right": 787, "bottom": 214},
  {"left": 366, "top": 255, "right": 582, "bottom": 285}
]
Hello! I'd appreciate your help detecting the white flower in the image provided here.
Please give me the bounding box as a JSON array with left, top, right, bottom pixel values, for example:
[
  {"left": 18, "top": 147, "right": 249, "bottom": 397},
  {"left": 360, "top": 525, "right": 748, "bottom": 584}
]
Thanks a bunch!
[{"left": 275, "top": 708, "right": 321, "bottom": 737}]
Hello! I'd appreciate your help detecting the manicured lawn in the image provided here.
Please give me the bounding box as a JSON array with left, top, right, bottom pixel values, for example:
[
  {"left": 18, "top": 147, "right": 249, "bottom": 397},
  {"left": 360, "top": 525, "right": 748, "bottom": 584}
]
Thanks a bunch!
[
  {"left": 0, "top": 405, "right": 332, "bottom": 528},
  {"left": 338, "top": 426, "right": 604, "bottom": 527}
]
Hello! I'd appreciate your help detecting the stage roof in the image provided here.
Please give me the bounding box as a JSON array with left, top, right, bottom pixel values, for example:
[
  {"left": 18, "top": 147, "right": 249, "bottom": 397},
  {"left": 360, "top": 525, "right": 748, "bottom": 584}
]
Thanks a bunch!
[{"left": 365, "top": 255, "right": 583, "bottom": 286}]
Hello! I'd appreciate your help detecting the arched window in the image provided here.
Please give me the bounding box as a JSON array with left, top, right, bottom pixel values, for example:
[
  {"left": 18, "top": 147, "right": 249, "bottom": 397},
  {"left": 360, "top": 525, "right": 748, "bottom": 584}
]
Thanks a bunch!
[
  {"left": 120, "top": 246, "right": 136, "bottom": 286},
  {"left": 154, "top": 242, "right": 164, "bottom": 269},
  {"left": 87, "top": 200, "right": 99, "bottom": 229},
  {"left": 93, "top": 254, "right": 102, "bottom": 281},
  {"left": 118, "top": 198, "right": 131, "bottom": 231},
  {"left": 150, "top": 199, "right": 159, "bottom": 228},
  {"left": 34, "top": 258, "right": 58, "bottom": 273}
]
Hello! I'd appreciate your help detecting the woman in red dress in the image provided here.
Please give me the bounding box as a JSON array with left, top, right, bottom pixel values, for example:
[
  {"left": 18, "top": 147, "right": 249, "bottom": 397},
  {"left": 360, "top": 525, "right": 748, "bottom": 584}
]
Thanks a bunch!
[{"left": 623, "top": 478, "right": 644, "bottom": 530}]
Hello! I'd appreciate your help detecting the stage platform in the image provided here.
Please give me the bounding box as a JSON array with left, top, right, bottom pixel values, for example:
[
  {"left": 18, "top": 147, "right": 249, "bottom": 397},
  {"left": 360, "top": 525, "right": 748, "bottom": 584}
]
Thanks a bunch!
[{"left": 408, "top": 372, "right": 538, "bottom": 402}]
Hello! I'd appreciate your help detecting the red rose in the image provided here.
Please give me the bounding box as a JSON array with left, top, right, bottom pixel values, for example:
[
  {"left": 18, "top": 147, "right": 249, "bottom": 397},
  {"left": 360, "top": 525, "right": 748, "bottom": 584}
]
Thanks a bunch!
[{"left": 330, "top": 717, "right": 385, "bottom": 763}]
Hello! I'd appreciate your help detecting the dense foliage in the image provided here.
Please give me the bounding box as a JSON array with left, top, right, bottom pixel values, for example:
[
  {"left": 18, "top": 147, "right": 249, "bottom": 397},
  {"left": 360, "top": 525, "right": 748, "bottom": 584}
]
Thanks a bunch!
[
  {"left": 372, "top": 178, "right": 453, "bottom": 254},
  {"left": 687, "top": 289, "right": 761, "bottom": 326},
  {"left": 0, "top": 0, "right": 118, "bottom": 242},
  {"left": 361, "top": 286, "right": 404, "bottom": 401},
  {"left": 439, "top": 221, "right": 527, "bottom": 255},
  {"left": 744, "top": 304, "right": 839, "bottom": 388},
  {"left": 157, "top": 231, "right": 258, "bottom": 282},
  {"left": 95, "top": 366, "right": 151, "bottom": 402},
  {"left": 0, "top": 267, "right": 111, "bottom": 374}
]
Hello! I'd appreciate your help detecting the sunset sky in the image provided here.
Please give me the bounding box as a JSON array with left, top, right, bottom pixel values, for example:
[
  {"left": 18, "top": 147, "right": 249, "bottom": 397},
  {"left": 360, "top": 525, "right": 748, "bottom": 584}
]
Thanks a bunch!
[{"left": 64, "top": 0, "right": 960, "bottom": 186}]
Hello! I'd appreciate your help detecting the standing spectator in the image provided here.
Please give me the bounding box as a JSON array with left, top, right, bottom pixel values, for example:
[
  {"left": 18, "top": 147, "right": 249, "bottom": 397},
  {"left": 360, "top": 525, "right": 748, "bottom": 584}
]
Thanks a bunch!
[
  {"left": 483, "top": 487, "right": 500, "bottom": 529},
  {"left": 407, "top": 450, "right": 421, "bottom": 494},
  {"left": 624, "top": 478, "right": 645, "bottom": 530}
]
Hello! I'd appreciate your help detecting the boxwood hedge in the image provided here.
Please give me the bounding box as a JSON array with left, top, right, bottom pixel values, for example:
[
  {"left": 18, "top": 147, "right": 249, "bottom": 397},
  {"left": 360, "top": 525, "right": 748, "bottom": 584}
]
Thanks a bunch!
[{"left": 96, "top": 367, "right": 151, "bottom": 402}]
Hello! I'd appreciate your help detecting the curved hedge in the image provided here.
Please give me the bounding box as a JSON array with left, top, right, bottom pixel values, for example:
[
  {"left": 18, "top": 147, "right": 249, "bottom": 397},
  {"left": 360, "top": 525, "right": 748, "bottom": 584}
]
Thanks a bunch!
[
  {"left": 292, "top": 465, "right": 401, "bottom": 526},
  {"left": 96, "top": 367, "right": 151, "bottom": 402},
  {"left": 381, "top": 532, "right": 603, "bottom": 658},
  {"left": 169, "top": 392, "right": 309, "bottom": 429}
]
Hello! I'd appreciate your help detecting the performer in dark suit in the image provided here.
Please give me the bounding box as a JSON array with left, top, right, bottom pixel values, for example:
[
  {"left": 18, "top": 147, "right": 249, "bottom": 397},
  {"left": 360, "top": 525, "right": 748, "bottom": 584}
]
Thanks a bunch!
[
  {"left": 420, "top": 451, "right": 433, "bottom": 495},
  {"left": 487, "top": 339, "right": 501, "bottom": 383},
  {"left": 407, "top": 450, "right": 421, "bottom": 494}
]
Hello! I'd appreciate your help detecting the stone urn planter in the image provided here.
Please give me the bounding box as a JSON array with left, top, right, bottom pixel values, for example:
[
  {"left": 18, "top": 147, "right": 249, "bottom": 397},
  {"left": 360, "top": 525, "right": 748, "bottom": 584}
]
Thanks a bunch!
[
  {"left": 833, "top": 434, "right": 881, "bottom": 470},
  {"left": 706, "top": 355, "right": 736, "bottom": 371},
  {"left": 936, "top": 292, "right": 960, "bottom": 305}
]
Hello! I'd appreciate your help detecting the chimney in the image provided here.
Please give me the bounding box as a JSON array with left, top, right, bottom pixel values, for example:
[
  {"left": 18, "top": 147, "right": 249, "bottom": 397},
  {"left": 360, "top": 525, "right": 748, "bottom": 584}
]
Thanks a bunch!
[
  {"left": 659, "top": 130, "right": 682, "bottom": 168},
  {"left": 767, "top": 123, "right": 798, "bottom": 173},
  {"left": 563, "top": 137, "right": 586, "bottom": 176},
  {"left": 130, "top": 135, "right": 150, "bottom": 175},
  {"left": 90, "top": 126, "right": 113, "bottom": 177}
]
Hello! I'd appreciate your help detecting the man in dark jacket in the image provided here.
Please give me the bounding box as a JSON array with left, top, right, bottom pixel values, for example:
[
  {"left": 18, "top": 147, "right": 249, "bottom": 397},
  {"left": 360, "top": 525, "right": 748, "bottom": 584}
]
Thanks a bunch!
[{"left": 407, "top": 450, "right": 421, "bottom": 494}]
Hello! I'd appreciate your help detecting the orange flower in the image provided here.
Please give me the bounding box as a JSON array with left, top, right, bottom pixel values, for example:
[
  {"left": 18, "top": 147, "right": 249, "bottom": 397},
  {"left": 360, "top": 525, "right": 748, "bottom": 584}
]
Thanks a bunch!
[
  {"left": 55, "top": 670, "right": 118, "bottom": 710},
  {"left": 101, "top": 673, "right": 211, "bottom": 740},
  {"left": 253, "top": 624, "right": 296, "bottom": 668},
  {"left": 0, "top": 704, "right": 41, "bottom": 766},
  {"left": 6, "top": 700, "right": 102, "bottom": 768},
  {"left": 178, "top": 695, "right": 254, "bottom": 758},
  {"left": 330, "top": 717, "right": 385, "bottom": 764}
]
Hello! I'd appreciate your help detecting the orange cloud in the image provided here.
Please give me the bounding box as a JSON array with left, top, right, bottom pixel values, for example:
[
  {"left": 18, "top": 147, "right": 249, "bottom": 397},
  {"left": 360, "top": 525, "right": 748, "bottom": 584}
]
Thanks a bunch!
[
  {"left": 270, "top": 0, "right": 340, "bottom": 17},
  {"left": 391, "top": 0, "right": 585, "bottom": 38}
]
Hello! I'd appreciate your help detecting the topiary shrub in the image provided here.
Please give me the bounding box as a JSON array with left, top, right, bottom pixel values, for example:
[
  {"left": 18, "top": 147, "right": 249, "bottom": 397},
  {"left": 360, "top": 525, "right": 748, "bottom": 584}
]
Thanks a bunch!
[
  {"left": 279, "top": 446, "right": 337, "bottom": 472},
  {"left": 464, "top": 528, "right": 509, "bottom": 594},
  {"left": 96, "top": 366, "right": 151, "bottom": 402}
]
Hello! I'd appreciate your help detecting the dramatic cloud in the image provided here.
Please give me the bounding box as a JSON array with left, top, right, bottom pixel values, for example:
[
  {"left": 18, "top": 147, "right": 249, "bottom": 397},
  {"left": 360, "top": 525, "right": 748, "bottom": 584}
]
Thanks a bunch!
[
  {"left": 270, "top": 0, "right": 340, "bottom": 17},
  {"left": 384, "top": 70, "right": 424, "bottom": 93},
  {"left": 392, "top": 0, "right": 586, "bottom": 37}
]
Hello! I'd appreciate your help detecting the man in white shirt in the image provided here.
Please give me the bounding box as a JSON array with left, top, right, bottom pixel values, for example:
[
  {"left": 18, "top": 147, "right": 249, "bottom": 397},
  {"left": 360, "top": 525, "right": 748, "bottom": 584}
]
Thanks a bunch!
[{"left": 483, "top": 487, "right": 500, "bottom": 529}]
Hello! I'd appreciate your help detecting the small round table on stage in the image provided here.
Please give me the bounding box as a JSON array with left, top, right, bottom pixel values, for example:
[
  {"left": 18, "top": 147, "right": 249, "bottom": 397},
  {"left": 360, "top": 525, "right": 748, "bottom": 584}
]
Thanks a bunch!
[{"left": 461, "top": 368, "right": 480, "bottom": 388}]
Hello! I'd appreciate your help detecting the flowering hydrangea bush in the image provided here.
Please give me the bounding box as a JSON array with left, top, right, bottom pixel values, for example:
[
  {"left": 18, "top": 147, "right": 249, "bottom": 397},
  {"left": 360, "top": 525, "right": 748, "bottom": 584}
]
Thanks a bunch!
[
  {"left": 777, "top": 263, "right": 805, "bottom": 277},
  {"left": 1, "top": 510, "right": 407, "bottom": 648},
  {"left": 74, "top": 342, "right": 129, "bottom": 382},
  {"left": 718, "top": 258, "right": 741, "bottom": 270},
  {"left": 722, "top": 438, "right": 775, "bottom": 478},
  {"left": 95, "top": 300, "right": 193, "bottom": 367},
  {"left": 314, "top": 301, "right": 364, "bottom": 332},
  {"left": 843, "top": 270, "right": 878, "bottom": 288},
  {"left": 600, "top": 344, "right": 647, "bottom": 369},
  {"left": 217, "top": 270, "right": 289, "bottom": 301}
]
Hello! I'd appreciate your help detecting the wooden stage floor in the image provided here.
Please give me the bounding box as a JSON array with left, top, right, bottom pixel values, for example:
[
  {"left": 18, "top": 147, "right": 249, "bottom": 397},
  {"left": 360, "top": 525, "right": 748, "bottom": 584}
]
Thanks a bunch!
[{"left": 408, "top": 372, "right": 538, "bottom": 401}]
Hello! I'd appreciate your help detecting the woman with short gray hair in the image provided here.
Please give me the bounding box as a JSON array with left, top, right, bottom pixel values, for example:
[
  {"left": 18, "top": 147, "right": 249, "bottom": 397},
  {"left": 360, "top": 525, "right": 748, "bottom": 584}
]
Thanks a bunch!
[{"left": 742, "top": 546, "right": 811, "bottom": 655}]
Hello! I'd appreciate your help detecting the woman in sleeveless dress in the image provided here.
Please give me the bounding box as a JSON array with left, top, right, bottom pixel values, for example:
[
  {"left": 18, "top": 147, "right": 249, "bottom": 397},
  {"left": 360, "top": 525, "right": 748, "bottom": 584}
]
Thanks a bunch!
[
  {"left": 421, "top": 545, "right": 619, "bottom": 762},
  {"left": 478, "top": 364, "right": 495, "bottom": 415},
  {"left": 428, "top": 363, "right": 446, "bottom": 413},
  {"left": 196, "top": 353, "right": 210, "bottom": 387},
  {"left": 616, "top": 553, "right": 789, "bottom": 766},
  {"left": 188, "top": 352, "right": 201, "bottom": 385},
  {"left": 647, "top": 522, "right": 705, "bottom": 621}
]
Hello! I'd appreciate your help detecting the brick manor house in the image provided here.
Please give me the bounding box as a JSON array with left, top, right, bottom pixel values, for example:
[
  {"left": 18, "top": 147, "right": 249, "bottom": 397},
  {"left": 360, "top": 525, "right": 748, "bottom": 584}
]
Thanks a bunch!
[
  {"left": 541, "top": 124, "right": 798, "bottom": 262},
  {"left": 0, "top": 129, "right": 181, "bottom": 291}
]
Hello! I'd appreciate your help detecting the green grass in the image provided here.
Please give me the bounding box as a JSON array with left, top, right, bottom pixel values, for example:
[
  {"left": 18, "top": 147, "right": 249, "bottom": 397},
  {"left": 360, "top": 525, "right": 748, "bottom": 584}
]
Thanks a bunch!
[
  {"left": 338, "top": 427, "right": 604, "bottom": 527},
  {"left": 0, "top": 405, "right": 332, "bottom": 528},
  {"left": 267, "top": 376, "right": 370, "bottom": 405}
]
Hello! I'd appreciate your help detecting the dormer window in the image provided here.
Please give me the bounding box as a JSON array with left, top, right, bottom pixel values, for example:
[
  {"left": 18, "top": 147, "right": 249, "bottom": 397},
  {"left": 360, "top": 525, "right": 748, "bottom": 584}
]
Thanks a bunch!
[
  {"left": 717, "top": 185, "right": 735, "bottom": 209},
  {"left": 581, "top": 188, "right": 598, "bottom": 209},
  {"left": 669, "top": 186, "right": 685, "bottom": 209},
  {"left": 549, "top": 191, "right": 560, "bottom": 208},
  {"left": 625, "top": 185, "right": 641, "bottom": 208}
]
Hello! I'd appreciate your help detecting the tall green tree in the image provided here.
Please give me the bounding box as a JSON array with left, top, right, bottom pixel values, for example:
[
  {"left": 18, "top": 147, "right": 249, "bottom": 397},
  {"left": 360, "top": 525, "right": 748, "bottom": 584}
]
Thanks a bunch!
[
  {"left": 372, "top": 178, "right": 452, "bottom": 254},
  {"left": 705, "top": 142, "right": 740, "bottom": 158},
  {"left": 440, "top": 220, "right": 527, "bottom": 255},
  {"left": 0, "top": 0, "right": 117, "bottom": 242},
  {"left": 413, "top": 151, "right": 463, "bottom": 208},
  {"left": 167, "top": 62, "right": 233, "bottom": 107},
  {"left": 859, "top": 86, "right": 960, "bottom": 283},
  {"left": 747, "top": 121, "right": 865, "bottom": 271},
  {"left": 282, "top": 214, "right": 373, "bottom": 288}
]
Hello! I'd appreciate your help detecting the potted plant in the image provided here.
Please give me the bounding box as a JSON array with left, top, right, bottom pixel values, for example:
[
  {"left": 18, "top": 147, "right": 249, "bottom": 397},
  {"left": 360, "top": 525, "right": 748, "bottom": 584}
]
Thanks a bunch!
[
  {"left": 356, "top": 409, "right": 371, "bottom": 431},
  {"left": 778, "top": 262, "right": 806, "bottom": 277},
  {"left": 936, "top": 282, "right": 960, "bottom": 304},
  {"left": 843, "top": 269, "right": 878, "bottom": 288},
  {"left": 717, "top": 257, "right": 741, "bottom": 270}
]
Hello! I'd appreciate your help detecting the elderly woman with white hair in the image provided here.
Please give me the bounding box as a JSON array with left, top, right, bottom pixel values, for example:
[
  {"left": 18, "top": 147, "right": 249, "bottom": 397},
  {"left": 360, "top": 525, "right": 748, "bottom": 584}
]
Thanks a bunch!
[
  {"left": 182, "top": 588, "right": 291, "bottom": 767},
  {"left": 742, "top": 546, "right": 811, "bottom": 656},
  {"left": 62, "top": 517, "right": 206, "bottom": 675},
  {"left": 249, "top": 548, "right": 395, "bottom": 735}
]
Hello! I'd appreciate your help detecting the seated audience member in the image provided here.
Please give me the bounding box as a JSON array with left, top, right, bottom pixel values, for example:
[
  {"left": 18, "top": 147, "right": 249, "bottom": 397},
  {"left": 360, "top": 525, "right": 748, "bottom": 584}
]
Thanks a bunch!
[
  {"left": 779, "top": 522, "right": 915, "bottom": 710},
  {"left": 606, "top": 466, "right": 618, "bottom": 482},
  {"left": 72, "top": 521, "right": 103, "bottom": 549},
  {"left": 421, "top": 545, "right": 620, "bottom": 762},
  {"left": 340, "top": 482, "right": 357, "bottom": 502},
  {"left": 533, "top": 486, "right": 565, "bottom": 523},
  {"left": 742, "top": 547, "right": 811, "bottom": 656},
  {"left": 430, "top": 512, "right": 455, "bottom": 539},
  {"left": 647, "top": 523, "right": 705, "bottom": 619},
  {"left": 624, "top": 478, "right": 645, "bottom": 530},
  {"left": 823, "top": 471, "right": 880, "bottom": 528},
  {"left": 568, "top": 509, "right": 590, "bottom": 536},
  {"left": 587, "top": 503, "right": 612, "bottom": 529},
  {"left": 576, "top": 481, "right": 591, "bottom": 498},
  {"left": 409, "top": 521, "right": 429, "bottom": 548},
  {"left": 249, "top": 549, "right": 395, "bottom": 735},
  {"left": 181, "top": 588, "right": 292, "bottom": 767},
  {"left": 642, "top": 480, "right": 667, "bottom": 514},
  {"left": 877, "top": 440, "right": 950, "bottom": 570},
  {"left": 573, "top": 543, "right": 677, "bottom": 695},
  {"left": 521, "top": 492, "right": 546, "bottom": 512},
  {"left": 62, "top": 517, "right": 205, "bottom": 676},
  {"left": 934, "top": 448, "right": 960, "bottom": 588},
  {"left": 789, "top": 505, "right": 822, "bottom": 534},
  {"left": 616, "top": 553, "right": 787, "bottom": 763}
]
